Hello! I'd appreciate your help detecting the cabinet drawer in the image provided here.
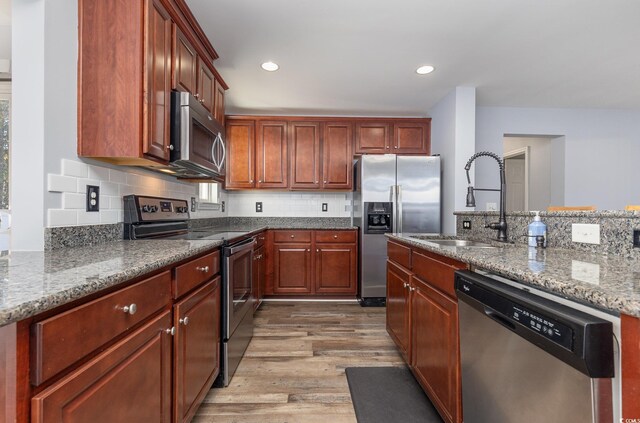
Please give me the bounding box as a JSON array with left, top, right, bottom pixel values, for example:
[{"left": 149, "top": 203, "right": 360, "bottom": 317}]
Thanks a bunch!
[
  {"left": 274, "top": 230, "right": 312, "bottom": 243},
  {"left": 388, "top": 241, "right": 411, "bottom": 269},
  {"left": 174, "top": 251, "right": 220, "bottom": 299},
  {"left": 31, "top": 271, "right": 172, "bottom": 386},
  {"left": 412, "top": 250, "right": 466, "bottom": 298},
  {"left": 255, "top": 231, "right": 266, "bottom": 248},
  {"left": 315, "top": 230, "right": 357, "bottom": 243}
]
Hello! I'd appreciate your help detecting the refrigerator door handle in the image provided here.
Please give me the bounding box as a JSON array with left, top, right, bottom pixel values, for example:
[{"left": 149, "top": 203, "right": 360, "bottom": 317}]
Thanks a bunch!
[
  {"left": 389, "top": 185, "right": 397, "bottom": 232},
  {"left": 397, "top": 185, "right": 403, "bottom": 232}
]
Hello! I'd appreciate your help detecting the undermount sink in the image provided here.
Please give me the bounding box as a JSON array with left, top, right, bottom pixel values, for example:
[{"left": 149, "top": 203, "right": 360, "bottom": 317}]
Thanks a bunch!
[{"left": 413, "top": 238, "right": 497, "bottom": 248}]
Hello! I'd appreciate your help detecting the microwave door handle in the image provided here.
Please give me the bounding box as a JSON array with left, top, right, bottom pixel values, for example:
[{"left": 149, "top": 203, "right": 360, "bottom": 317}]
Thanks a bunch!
[
  {"left": 210, "top": 136, "right": 218, "bottom": 169},
  {"left": 217, "top": 133, "right": 226, "bottom": 171}
]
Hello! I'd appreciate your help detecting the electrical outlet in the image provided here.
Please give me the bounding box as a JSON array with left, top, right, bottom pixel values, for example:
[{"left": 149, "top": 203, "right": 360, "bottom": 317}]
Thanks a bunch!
[
  {"left": 633, "top": 229, "right": 640, "bottom": 248},
  {"left": 572, "top": 223, "right": 600, "bottom": 244},
  {"left": 191, "top": 197, "right": 196, "bottom": 212},
  {"left": 86, "top": 185, "right": 99, "bottom": 212},
  {"left": 486, "top": 202, "right": 497, "bottom": 211},
  {"left": 221, "top": 201, "right": 225, "bottom": 212},
  {"left": 256, "top": 202, "right": 263, "bottom": 213},
  {"left": 322, "top": 203, "right": 328, "bottom": 212},
  {"left": 463, "top": 220, "right": 471, "bottom": 230}
]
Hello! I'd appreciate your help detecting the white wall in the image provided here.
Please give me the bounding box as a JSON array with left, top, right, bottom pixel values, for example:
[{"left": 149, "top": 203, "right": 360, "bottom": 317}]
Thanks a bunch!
[
  {"left": 429, "top": 87, "right": 476, "bottom": 234},
  {"left": 476, "top": 107, "right": 640, "bottom": 211}
]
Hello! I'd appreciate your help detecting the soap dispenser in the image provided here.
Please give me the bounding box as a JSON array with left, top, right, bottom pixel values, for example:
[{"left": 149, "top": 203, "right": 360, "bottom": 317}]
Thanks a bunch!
[{"left": 528, "top": 211, "right": 547, "bottom": 247}]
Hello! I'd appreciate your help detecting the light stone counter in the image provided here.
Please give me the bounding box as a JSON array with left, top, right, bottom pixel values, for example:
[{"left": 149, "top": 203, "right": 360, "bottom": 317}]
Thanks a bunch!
[{"left": 387, "top": 233, "right": 640, "bottom": 317}]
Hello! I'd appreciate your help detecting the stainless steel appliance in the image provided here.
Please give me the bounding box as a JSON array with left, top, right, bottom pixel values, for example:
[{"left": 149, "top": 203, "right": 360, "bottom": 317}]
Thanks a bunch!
[
  {"left": 455, "top": 270, "right": 620, "bottom": 423},
  {"left": 169, "top": 91, "right": 226, "bottom": 181},
  {"left": 352, "top": 155, "right": 441, "bottom": 305},
  {"left": 123, "top": 195, "right": 255, "bottom": 387}
]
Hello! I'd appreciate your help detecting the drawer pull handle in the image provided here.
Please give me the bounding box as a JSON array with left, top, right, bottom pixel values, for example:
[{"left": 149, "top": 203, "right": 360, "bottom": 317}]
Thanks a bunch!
[
  {"left": 122, "top": 303, "right": 137, "bottom": 315},
  {"left": 165, "top": 327, "right": 175, "bottom": 336},
  {"left": 196, "top": 266, "right": 209, "bottom": 272},
  {"left": 179, "top": 317, "right": 190, "bottom": 326}
]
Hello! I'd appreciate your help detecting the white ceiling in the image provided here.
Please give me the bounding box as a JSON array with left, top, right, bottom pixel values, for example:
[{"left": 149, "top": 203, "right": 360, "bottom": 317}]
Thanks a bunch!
[{"left": 187, "top": 0, "right": 640, "bottom": 116}]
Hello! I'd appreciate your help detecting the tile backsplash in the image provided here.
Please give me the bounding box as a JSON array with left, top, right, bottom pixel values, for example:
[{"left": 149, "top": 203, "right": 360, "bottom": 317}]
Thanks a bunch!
[
  {"left": 46, "top": 159, "right": 352, "bottom": 227},
  {"left": 47, "top": 159, "right": 226, "bottom": 227}
]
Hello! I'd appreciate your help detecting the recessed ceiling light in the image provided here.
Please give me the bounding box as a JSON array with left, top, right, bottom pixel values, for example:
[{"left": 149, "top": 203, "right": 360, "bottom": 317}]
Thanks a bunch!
[
  {"left": 416, "top": 65, "right": 435, "bottom": 75},
  {"left": 261, "top": 61, "right": 279, "bottom": 72}
]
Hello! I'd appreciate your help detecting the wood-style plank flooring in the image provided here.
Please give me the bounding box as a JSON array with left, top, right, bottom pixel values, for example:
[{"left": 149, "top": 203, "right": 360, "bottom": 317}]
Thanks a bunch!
[{"left": 193, "top": 301, "right": 404, "bottom": 423}]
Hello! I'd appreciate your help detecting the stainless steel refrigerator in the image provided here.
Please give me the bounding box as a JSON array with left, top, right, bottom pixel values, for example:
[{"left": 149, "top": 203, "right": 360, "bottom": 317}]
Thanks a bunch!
[{"left": 352, "top": 155, "right": 441, "bottom": 305}]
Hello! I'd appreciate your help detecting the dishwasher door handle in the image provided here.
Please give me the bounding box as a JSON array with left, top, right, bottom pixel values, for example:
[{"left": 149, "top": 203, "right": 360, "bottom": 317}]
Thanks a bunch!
[{"left": 484, "top": 309, "right": 516, "bottom": 331}]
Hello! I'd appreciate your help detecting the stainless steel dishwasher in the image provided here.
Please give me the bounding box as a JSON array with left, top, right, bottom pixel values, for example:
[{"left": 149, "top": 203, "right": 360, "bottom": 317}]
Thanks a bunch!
[{"left": 455, "top": 270, "right": 620, "bottom": 423}]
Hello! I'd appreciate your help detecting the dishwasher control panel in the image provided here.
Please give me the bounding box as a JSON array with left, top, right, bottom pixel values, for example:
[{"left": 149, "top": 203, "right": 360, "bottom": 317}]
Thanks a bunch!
[{"left": 509, "top": 304, "right": 573, "bottom": 350}]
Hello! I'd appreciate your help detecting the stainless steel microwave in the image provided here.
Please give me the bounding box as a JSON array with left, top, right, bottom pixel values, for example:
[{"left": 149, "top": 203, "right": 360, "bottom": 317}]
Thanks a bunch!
[{"left": 169, "top": 91, "right": 225, "bottom": 181}]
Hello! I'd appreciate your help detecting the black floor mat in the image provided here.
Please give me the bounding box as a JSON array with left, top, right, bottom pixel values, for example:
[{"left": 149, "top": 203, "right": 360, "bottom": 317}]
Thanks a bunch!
[{"left": 345, "top": 366, "right": 444, "bottom": 423}]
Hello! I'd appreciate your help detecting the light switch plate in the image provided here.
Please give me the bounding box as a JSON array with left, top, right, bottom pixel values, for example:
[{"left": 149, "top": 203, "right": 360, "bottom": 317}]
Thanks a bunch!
[
  {"left": 572, "top": 223, "right": 600, "bottom": 244},
  {"left": 322, "top": 203, "right": 328, "bottom": 212}
]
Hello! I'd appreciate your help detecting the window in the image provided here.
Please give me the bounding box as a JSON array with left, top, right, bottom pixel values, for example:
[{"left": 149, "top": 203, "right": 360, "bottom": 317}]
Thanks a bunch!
[
  {"left": 197, "top": 182, "right": 221, "bottom": 209},
  {"left": 0, "top": 82, "right": 10, "bottom": 210}
]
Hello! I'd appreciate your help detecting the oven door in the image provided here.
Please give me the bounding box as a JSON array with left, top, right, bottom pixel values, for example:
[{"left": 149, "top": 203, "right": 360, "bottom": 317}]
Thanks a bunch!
[{"left": 223, "top": 237, "right": 255, "bottom": 338}]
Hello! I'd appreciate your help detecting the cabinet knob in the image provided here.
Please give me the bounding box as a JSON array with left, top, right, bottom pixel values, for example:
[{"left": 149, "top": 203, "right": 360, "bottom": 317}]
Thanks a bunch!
[
  {"left": 259, "top": 180, "right": 263, "bottom": 183},
  {"left": 121, "top": 303, "right": 137, "bottom": 315},
  {"left": 194, "top": 93, "right": 200, "bottom": 99},
  {"left": 324, "top": 181, "right": 327, "bottom": 184},
  {"left": 179, "top": 317, "right": 190, "bottom": 326},
  {"left": 196, "top": 266, "right": 209, "bottom": 273},
  {"left": 386, "top": 146, "right": 390, "bottom": 149},
  {"left": 166, "top": 144, "right": 174, "bottom": 151},
  {"left": 394, "top": 146, "right": 398, "bottom": 149},
  {"left": 410, "top": 286, "right": 416, "bottom": 292},
  {"left": 333, "top": 235, "right": 338, "bottom": 239},
  {"left": 165, "top": 327, "right": 175, "bottom": 336},
  {"left": 250, "top": 179, "right": 254, "bottom": 183},
  {"left": 315, "top": 180, "right": 319, "bottom": 183},
  {"left": 403, "top": 282, "right": 409, "bottom": 288},
  {"left": 306, "top": 249, "right": 310, "bottom": 252},
  {"left": 316, "top": 249, "right": 320, "bottom": 252},
  {"left": 290, "top": 235, "right": 295, "bottom": 238}
]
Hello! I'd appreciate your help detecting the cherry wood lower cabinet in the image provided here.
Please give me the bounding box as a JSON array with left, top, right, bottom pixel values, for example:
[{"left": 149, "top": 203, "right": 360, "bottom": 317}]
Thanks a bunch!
[
  {"left": 386, "top": 260, "right": 411, "bottom": 361},
  {"left": 270, "top": 230, "right": 358, "bottom": 296},
  {"left": 411, "top": 276, "right": 461, "bottom": 423},
  {"left": 386, "top": 239, "right": 466, "bottom": 423},
  {"left": 173, "top": 278, "right": 220, "bottom": 423},
  {"left": 31, "top": 311, "right": 173, "bottom": 423}
]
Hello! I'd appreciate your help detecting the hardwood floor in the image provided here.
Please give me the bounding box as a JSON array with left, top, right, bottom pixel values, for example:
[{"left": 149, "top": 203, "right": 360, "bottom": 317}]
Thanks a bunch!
[{"left": 193, "top": 301, "right": 404, "bottom": 423}]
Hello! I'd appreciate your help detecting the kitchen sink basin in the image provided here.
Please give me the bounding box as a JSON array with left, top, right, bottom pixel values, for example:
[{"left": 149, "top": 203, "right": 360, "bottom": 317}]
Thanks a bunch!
[{"left": 414, "top": 238, "right": 498, "bottom": 248}]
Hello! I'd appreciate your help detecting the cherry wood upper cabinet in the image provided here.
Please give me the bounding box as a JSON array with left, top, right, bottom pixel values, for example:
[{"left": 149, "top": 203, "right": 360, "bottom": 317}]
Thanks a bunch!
[
  {"left": 289, "top": 122, "right": 321, "bottom": 190},
  {"left": 214, "top": 78, "right": 225, "bottom": 125},
  {"left": 173, "top": 25, "right": 198, "bottom": 95},
  {"left": 78, "top": 0, "right": 172, "bottom": 164},
  {"left": 256, "top": 121, "right": 289, "bottom": 189},
  {"left": 144, "top": 0, "right": 173, "bottom": 161},
  {"left": 355, "top": 122, "right": 390, "bottom": 154},
  {"left": 197, "top": 59, "right": 215, "bottom": 114},
  {"left": 225, "top": 120, "right": 256, "bottom": 189},
  {"left": 393, "top": 121, "right": 431, "bottom": 154},
  {"left": 322, "top": 122, "right": 353, "bottom": 189}
]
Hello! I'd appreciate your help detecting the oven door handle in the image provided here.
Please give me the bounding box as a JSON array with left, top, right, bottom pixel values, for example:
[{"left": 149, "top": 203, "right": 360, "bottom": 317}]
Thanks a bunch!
[{"left": 225, "top": 237, "right": 256, "bottom": 255}]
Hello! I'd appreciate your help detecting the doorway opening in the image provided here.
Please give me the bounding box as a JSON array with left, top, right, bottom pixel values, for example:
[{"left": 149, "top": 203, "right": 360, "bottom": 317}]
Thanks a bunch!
[{"left": 503, "top": 135, "right": 565, "bottom": 212}]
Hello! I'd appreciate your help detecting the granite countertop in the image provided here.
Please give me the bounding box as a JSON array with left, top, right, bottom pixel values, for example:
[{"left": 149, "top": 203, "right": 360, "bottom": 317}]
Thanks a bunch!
[
  {"left": 387, "top": 233, "right": 640, "bottom": 317},
  {"left": 0, "top": 224, "right": 360, "bottom": 327},
  {"left": 0, "top": 239, "right": 224, "bottom": 327}
]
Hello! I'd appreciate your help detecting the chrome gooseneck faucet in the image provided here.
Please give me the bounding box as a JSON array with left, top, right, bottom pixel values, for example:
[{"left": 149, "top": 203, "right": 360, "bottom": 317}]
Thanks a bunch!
[{"left": 464, "top": 151, "right": 508, "bottom": 242}]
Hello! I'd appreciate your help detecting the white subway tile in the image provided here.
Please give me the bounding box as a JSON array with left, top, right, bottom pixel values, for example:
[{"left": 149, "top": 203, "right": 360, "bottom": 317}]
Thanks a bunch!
[
  {"left": 76, "top": 179, "right": 100, "bottom": 194},
  {"left": 100, "top": 181, "right": 119, "bottom": 196},
  {"left": 109, "top": 169, "right": 128, "bottom": 184},
  {"left": 48, "top": 209, "right": 78, "bottom": 227},
  {"left": 109, "top": 196, "right": 123, "bottom": 210},
  {"left": 48, "top": 174, "right": 78, "bottom": 193},
  {"left": 77, "top": 211, "right": 101, "bottom": 225},
  {"left": 87, "top": 164, "right": 110, "bottom": 181},
  {"left": 62, "top": 159, "right": 89, "bottom": 178},
  {"left": 62, "top": 193, "right": 86, "bottom": 210},
  {"left": 100, "top": 210, "right": 120, "bottom": 224}
]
